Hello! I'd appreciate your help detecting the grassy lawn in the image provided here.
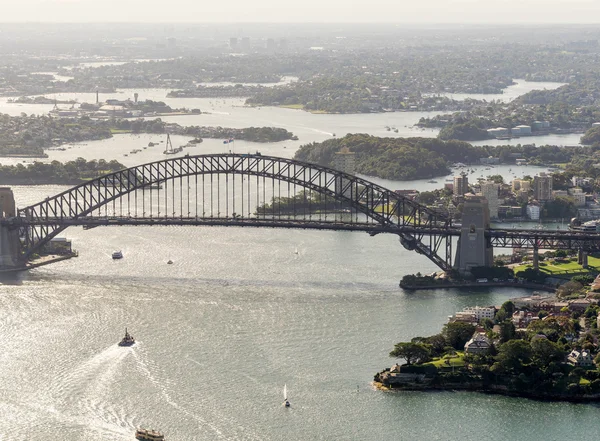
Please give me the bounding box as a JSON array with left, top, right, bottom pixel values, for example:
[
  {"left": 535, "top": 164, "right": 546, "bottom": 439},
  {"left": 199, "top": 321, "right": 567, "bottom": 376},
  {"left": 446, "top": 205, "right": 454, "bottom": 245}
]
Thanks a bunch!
[
  {"left": 514, "top": 257, "right": 600, "bottom": 276},
  {"left": 426, "top": 352, "right": 465, "bottom": 368},
  {"left": 580, "top": 378, "right": 591, "bottom": 385}
]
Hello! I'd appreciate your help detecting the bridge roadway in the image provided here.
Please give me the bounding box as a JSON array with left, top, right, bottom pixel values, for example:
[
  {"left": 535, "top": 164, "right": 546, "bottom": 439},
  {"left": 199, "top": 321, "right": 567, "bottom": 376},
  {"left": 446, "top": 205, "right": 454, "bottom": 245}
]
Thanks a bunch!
[{"left": 8, "top": 215, "right": 600, "bottom": 251}]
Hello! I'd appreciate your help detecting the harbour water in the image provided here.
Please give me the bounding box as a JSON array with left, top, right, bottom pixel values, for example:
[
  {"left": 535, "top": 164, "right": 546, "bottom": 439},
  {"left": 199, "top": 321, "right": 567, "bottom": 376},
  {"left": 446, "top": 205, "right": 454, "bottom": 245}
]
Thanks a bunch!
[
  {"left": 2, "top": 191, "right": 600, "bottom": 440},
  {"left": 2, "top": 79, "right": 600, "bottom": 440}
]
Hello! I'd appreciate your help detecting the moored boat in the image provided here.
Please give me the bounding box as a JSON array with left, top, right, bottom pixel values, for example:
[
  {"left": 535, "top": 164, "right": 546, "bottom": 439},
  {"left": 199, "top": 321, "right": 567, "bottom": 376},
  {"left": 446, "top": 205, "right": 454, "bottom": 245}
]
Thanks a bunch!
[{"left": 112, "top": 250, "right": 123, "bottom": 259}]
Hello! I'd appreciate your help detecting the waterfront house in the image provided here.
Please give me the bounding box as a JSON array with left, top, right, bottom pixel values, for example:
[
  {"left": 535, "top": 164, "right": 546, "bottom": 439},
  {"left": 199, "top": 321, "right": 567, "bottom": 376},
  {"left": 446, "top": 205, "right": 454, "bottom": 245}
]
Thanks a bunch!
[
  {"left": 567, "top": 298, "right": 595, "bottom": 313},
  {"left": 567, "top": 349, "right": 594, "bottom": 367},
  {"left": 464, "top": 333, "right": 492, "bottom": 355}
]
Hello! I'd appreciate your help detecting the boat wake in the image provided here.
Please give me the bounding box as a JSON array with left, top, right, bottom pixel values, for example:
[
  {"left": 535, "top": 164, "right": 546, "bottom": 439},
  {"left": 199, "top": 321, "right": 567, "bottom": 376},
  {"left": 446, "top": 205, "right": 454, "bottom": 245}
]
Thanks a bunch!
[
  {"left": 45, "top": 345, "right": 134, "bottom": 438},
  {"left": 132, "top": 350, "right": 263, "bottom": 441}
]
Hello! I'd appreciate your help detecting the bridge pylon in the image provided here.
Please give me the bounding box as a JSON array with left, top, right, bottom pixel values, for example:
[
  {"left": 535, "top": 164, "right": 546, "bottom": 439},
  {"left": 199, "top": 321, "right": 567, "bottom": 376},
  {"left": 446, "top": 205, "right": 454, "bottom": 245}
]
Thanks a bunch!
[
  {"left": 0, "top": 187, "right": 22, "bottom": 269},
  {"left": 455, "top": 195, "right": 493, "bottom": 275}
]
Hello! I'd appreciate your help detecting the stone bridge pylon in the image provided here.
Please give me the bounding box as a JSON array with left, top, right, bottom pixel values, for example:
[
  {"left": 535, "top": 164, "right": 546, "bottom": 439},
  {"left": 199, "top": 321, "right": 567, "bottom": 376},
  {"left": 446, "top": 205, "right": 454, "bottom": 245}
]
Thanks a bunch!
[{"left": 0, "top": 188, "right": 21, "bottom": 268}]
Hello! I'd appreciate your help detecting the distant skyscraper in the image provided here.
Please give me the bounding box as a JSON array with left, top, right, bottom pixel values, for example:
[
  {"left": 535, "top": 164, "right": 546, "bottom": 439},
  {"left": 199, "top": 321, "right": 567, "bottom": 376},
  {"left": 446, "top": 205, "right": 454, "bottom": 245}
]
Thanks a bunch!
[
  {"left": 266, "top": 38, "right": 276, "bottom": 52},
  {"left": 479, "top": 182, "right": 499, "bottom": 219},
  {"left": 241, "top": 37, "right": 251, "bottom": 52},
  {"left": 534, "top": 173, "right": 553, "bottom": 201},
  {"left": 453, "top": 174, "right": 469, "bottom": 197},
  {"left": 229, "top": 37, "right": 238, "bottom": 50}
]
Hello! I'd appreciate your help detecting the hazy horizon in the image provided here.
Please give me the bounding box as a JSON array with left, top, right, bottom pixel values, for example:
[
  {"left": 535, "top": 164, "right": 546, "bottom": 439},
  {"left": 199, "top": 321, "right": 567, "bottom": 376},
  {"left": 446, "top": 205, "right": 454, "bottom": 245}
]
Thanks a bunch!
[{"left": 4, "top": 0, "right": 600, "bottom": 24}]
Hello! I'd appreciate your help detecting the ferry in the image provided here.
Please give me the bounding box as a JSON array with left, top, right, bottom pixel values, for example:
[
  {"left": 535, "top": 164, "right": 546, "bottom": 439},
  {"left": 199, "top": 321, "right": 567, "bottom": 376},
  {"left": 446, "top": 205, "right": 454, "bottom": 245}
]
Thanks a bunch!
[
  {"left": 118, "top": 328, "right": 135, "bottom": 347},
  {"left": 569, "top": 218, "right": 600, "bottom": 233},
  {"left": 135, "top": 429, "right": 164, "bottom": 441},
  {"left": 112, "top": 250, "right": 123, "bottom": 259}
]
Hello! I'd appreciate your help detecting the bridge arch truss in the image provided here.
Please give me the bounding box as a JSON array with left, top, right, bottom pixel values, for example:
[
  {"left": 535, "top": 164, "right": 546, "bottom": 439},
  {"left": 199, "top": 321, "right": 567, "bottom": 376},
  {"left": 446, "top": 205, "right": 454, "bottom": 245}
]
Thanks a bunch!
[{"left": 13, "top": 154, "right": 455, "bottom": 269}]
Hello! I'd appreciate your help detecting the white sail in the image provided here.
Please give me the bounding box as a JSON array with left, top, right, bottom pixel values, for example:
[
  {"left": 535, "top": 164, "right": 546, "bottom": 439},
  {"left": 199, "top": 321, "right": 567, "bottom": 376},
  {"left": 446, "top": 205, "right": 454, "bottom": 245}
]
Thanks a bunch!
[{"left": 284, "top": 384, "right": 287, "bottom": 400}]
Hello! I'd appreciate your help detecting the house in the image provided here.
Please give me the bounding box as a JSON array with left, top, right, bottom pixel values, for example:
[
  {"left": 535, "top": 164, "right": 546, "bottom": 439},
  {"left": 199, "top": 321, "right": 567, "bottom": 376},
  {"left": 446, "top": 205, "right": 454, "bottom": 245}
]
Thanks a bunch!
[
  {"left": 567, "top": 298, "right": 595, "bottom": 313},
  {"left": 464, "top": 333, "right": 492, "bottom": 355},
  {"left": 512, "top": 311, "right": 537, "bottom": 328},
  {"left": 567, "top": 349, "right": 594, "bottom": 367}
]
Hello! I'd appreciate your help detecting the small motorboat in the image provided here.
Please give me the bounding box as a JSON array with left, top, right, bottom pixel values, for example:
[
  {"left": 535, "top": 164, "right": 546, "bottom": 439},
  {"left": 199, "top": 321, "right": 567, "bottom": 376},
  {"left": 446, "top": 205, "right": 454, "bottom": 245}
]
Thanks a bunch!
[
  {"left": 112, "top": 250, "right": 123, "bottom": 259},
  {"left": 118, "top": 328, "right": 135, "bottom": 347},
  {"left": 283, "top": 384, "right": 290, "bottom": 408},
  {"left": 167, "top": 260, "right": 173, "bottom": 265},
  {"left": 135, "top": 428, "right": 164, "bottom": 441}
]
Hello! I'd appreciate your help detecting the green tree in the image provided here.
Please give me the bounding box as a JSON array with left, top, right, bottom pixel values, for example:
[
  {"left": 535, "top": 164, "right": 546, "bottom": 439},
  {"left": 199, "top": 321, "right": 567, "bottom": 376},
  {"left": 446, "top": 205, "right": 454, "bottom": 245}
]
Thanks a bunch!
[
  {"left": 443, "top": 322, "right": 476, "bottom": 350},
  {"left": 531, "top": 338, "right": 565, "bottom": 366},
  {"left": 389, "top": 342, "right": 431, "bottom": 365},
  {"left": 501, "top": 301, "right": 515, "bottom": 316},
  {"left": 496, "top": 340, "right": 533, "bottom": 372}
]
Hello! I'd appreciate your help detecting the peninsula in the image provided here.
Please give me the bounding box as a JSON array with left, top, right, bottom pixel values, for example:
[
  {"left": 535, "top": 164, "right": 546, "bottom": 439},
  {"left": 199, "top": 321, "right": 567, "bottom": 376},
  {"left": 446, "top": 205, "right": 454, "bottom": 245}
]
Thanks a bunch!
[{"left": 375, "top": 295, "right": 600, "bottom": 402}]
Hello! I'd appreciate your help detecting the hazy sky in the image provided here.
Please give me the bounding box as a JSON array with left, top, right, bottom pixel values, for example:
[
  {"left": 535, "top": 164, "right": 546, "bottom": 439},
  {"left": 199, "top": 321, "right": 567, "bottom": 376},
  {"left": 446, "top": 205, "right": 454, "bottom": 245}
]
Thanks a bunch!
[{"left": 4, "top": 0, "right": 600, "bottom": 23}]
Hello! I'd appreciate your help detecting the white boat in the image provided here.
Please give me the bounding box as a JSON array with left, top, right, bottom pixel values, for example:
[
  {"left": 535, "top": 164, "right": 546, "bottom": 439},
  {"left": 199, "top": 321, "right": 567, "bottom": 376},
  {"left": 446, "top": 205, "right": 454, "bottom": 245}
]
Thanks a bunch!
[
  {"left": 283, "top": 384, "right": 290, "bottom": 407},
  {"left": 112, "top": 250, "right": 123, "bottom": 259},
  {"left": 294, "top": 247, "right": 299, "bottom": 255}
]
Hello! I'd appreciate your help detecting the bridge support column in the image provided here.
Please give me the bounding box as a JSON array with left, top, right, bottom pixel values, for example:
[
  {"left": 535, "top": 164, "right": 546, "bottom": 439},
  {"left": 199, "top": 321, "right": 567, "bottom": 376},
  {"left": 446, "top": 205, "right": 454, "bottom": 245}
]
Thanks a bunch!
[
  {"left": 454, "top": 195, "right": 493, "bottom": 276},
  {"left": 0, "top": 188, "right": 22, "bottom": 269},
  {"left": 532, "top": 247, "right": 539, "bottom": 271},
  {"left": 578, "top": 249, "right": 589, "bottom": 268}
]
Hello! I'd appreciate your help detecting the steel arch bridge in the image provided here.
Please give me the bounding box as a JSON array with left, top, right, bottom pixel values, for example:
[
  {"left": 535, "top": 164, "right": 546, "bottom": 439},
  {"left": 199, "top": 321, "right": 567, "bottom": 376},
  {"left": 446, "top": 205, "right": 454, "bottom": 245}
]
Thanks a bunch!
[{"left": 10, "top": 153, "right": 457, "bottom": 269}]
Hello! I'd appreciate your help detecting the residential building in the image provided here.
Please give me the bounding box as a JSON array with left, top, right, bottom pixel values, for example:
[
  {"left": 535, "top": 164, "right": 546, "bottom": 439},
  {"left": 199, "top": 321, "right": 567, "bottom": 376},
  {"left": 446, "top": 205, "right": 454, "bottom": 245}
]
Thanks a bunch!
[
  {"left": 479, "top": 182, "right": 499, "bottom": 219},
  {"left": 512, "top": 179, "right": 531, "bottom": 192},
  {"left": 568, "top": 349, "right": 594, "bottom": 367},
  {"left": 461, "top": 306, "right": 496, "bottom": 321},
  {"left": 567, "top": 298, "right": 595, "bottom": 313},
  {"left": 453, "top": 174, "right": 469, "bottom": 197},
  {"left": 512, "top": 311, "right": 537, "bottom": 328},
  {"left": 451, "top": 312, "right": 478, "bottom": 324},
  {"left": 332, "top": 147, "right": 356, "bottom": 198},
  {"left": 572, "top": 176, "right": 586, "bottom": 187},
  {"left": 332, "top": 147, "right": 356, "bottom": 174},
  {"left": 464, "top": 333, "right": 492, "bottom": 355},
  {"left": 527, "top": 204, "right": 540, "bottom": 220},
  {"left": 552, "top": 190, "right": 569, "bottom": 198},
  {"left": 534, "top": 173, "right": 553, "bottom": 201},
  {"left": 569, "top": 188, "right": 587, "bottom": 207}
]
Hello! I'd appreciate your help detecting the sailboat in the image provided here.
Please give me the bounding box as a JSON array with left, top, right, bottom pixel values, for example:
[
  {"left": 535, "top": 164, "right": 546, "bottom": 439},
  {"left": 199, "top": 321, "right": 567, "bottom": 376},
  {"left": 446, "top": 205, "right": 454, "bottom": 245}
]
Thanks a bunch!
[
  {"left": 283, "top": 384, "right": 290, "bottom": 407},
  {"left": 294, "top": 247, "right": 299, "bottom": 255}
]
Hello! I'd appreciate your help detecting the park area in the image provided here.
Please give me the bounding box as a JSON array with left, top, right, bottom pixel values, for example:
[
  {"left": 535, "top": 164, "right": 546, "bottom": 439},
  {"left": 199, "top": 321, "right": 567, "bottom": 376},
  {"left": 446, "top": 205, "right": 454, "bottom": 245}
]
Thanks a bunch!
[{"left": 513, "top": 256, "right": 600, "bottom": 278}]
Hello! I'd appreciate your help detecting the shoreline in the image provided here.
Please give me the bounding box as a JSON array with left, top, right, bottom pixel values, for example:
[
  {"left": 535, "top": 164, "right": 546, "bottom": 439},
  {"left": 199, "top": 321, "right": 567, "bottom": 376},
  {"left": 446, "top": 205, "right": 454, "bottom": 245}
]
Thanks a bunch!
[
  {"left": 372, "top": 380, "right": 600, "bottom": 404},
  {"left": 399, "top": 280, "right": 556, "bottom": 292}
]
